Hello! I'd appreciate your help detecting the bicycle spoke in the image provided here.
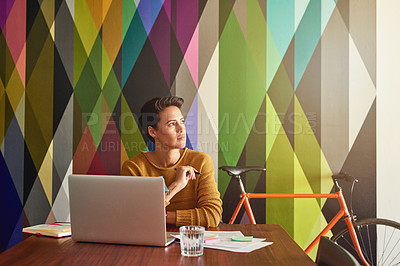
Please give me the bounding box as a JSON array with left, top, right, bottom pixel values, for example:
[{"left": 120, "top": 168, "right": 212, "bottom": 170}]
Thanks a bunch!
[
  {"left": 389, "top": 239, "right": 400, "bottom": 265},
  {"left": 380, "top": 225, "right": 388, "bottom": 266},
  {"left": 380, "top": 226, "right": 400, "bottom": 266},
  {"left": 338, "top": 234, "right": 358, "bottom": 253},
  {"left": 378, "top": 225, "right": 386, "bottom": 266},
  {"left": 384, "top": 237, "right": 400, "bottom": 266},
  {"left": 364, "top": 225, "right": 374, "bottom": 265},
  {"left": 357, "top": 226, "right": 373, "bottom": 265}
]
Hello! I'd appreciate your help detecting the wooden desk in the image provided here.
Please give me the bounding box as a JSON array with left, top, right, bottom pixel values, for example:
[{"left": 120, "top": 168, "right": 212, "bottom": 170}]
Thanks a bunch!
[{"left": 0, "top": 224, "right": 316, "bottom": 265}]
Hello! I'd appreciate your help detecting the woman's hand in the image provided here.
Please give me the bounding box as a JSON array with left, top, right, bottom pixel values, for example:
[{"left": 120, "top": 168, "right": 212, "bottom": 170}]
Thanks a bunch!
[
  {"left": 175, "top": 166, "right": 197, "bottom": 188},
  {"left": 165, "top": 166, "right": 197, "bottom": 203}
]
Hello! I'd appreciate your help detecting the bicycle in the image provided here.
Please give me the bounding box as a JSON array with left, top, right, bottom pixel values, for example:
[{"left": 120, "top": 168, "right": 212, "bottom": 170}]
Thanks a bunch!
[{"left": 219, "top": 166, "right": 400, "bottom": 266}]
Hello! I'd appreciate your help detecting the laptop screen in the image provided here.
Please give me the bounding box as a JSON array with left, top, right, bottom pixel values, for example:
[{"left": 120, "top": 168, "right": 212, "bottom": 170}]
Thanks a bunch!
[{"left": 68, "top": 174, "right": 169, "bottom": 246}]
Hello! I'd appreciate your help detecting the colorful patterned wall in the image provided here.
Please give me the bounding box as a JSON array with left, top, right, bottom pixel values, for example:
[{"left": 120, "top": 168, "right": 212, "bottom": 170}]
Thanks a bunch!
[{"left": 0, "top": 0, "right": 376, "bottom": 254}]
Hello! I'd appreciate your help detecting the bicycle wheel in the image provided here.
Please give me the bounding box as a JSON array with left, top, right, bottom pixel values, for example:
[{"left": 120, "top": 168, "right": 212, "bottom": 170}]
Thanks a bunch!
[{"left": 331, "top": 218, "right": 400, "bottom": 266}]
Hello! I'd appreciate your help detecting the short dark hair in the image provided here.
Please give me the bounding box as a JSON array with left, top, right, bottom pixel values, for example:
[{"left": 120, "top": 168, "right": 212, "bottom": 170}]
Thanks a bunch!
[{"left": 139, "top": 96, "right": 184, "bottom": 143}]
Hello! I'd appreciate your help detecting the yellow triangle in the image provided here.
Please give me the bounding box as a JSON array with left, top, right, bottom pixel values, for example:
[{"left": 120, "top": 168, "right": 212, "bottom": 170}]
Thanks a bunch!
[
  {"left": 0, "top": 94, "right": 5, "bottom": 146},
  {"left": 14, "top": 92, "right": 25, "bottom": 138},
  {"left": 5, "top": 66, "right": 25, "bottom": 114},
  {"left": 321, "top": 149, "right": 333, "bottom": 195},
  {"left": 50, "top": 22, "right": 55, "bottom": 41},
  {"left": 0, "top": 76, "right": 4, "bottom": 100},
  {"left": 101, "top": 94, "right": 112, "bottom": 136},
  {"left": 76, "top": 0, "right": 100, "bottom": 56},
  {"left": 305, "top": 213, "right": 333, "bottom": 260},
  {"left": 294, "top": 153, "right": 322, "bottom": 247},
  {"left": 121, "top": 139, "right": 129, "bottom": 170},
  {"left": 40, "top": 0, "right": 55, "bottom": 32},
  {"left": 294, "top": 153, "right": 333, "bottom": 256},
  {"left": 293, "top": 95, "right": 334, "bottom": 197},
  {"left": 38, "top": 140, "right": 53, "bottom": 206}
]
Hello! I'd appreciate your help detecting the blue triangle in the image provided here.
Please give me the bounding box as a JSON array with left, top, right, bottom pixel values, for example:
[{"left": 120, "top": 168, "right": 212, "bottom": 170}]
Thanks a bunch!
[
  {"left": 6, "top": 211, "right": 23, "bottom": 250},
  {"left": 137, "top": 0, "right": 164, "bottom": 35},
  {"left": 0, "top": 152, "right": 23, "bottom": 252},
  {"left": 185, "top": 133, "right": 193, "bottom": 150}
]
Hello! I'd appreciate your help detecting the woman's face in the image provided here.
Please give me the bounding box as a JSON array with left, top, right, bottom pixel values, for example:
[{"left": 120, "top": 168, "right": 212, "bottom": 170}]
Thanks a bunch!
[{"left": 149, "top": 106, "right": 186, "bottom": 150}]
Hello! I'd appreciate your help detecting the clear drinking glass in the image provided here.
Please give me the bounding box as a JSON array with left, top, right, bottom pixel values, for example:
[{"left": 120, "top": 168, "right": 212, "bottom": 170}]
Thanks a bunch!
[{"left": 179, "top": 226, "right": 205, "bottom": 257}]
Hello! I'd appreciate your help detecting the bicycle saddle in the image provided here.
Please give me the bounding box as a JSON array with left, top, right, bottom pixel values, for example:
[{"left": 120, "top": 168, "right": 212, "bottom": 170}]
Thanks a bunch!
[
  {"left": 332, "top": 173, "right": 358, "bottom": 182},
  {"left": 219, "top": 166, "right": 266, "bottom": 176}
]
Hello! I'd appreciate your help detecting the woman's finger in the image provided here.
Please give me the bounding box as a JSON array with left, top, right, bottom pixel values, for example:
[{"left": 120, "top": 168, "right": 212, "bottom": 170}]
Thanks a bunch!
[{"left": 190, "top": 167, "right": 196, "bottom": 180}]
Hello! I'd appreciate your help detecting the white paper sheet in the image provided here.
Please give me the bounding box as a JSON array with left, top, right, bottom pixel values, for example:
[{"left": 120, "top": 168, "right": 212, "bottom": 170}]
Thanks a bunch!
[{"left": 172, "top": 231, "right": 273, "bottom": 253}]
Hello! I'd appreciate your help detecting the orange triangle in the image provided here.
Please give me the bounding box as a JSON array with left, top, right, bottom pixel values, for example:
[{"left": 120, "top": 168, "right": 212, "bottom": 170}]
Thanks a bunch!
[{"left": 73, "top": 126, "right": 97, "bottom": 174}]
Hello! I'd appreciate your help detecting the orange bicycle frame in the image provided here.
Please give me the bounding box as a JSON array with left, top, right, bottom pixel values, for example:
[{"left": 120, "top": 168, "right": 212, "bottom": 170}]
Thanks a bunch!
[{"left": 229, "top": 191, "right": 370, "bottom": 266}]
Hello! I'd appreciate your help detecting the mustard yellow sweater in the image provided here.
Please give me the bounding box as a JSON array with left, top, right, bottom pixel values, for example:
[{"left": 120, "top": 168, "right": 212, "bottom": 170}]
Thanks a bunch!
[{"left": 121, "top": 148, "right": 223, "bottom": 227}]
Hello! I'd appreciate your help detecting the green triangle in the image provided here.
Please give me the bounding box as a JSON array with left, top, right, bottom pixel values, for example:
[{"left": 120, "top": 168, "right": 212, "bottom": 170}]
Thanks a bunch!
[
  {"left": 219, "top": 10, "right": 247, "bottom": 166},
  {"left": 247, "top": 0, "right": 266, "bottom": 85},
  {"left": 73, "top": 26, "right": 89, "bottom": 87},
  {"left": 74, "top": 53, "right": 101, "bottom": 117},
  {"left": 122, "top": 0, "right": 137, "bottom": 40},
  {"left": 217, "top": 150, "right": 229, "bottom": 199},
  {"left": 246, "top": 50, "right": 267, "bottom": 124},
  {"left": 219, "top": 10, "right": 266, "bottom": 167},
  {"left": 88, "top": 34, "right": 103, "bottom": 88},
  {"left": 102, "top": 70, "right": 121, "bottom": 114},
  {"left": 101, "top": 42, "right": 113, "bottom": 88},
  {"left": 245, "top": 97, "right": 266, "bottom": 193},
  {"left": 87, "top": 96, "right": 102, "bottom": 147}
]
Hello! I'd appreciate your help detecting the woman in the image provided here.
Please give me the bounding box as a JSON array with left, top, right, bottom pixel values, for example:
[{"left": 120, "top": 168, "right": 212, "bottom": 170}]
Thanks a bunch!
[{"left": 121, "top": 96, "right": 222, "bottom": 227}]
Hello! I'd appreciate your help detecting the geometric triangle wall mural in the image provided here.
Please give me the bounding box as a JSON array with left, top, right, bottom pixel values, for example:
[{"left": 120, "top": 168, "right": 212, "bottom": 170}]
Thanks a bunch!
[{"left": 0, "top": 0, "right": 376, "bottom": 253}]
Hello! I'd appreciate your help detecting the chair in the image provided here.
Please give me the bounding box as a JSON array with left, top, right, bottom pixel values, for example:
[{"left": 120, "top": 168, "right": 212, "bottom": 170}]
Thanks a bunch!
[{"left": 315, "top": 236, "right": 361, "bottom": 266}]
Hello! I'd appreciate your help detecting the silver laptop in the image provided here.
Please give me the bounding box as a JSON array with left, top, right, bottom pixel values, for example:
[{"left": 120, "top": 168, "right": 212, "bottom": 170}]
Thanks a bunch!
[{"left": 68, "top": 174, "right": 175, "bottom": 246}]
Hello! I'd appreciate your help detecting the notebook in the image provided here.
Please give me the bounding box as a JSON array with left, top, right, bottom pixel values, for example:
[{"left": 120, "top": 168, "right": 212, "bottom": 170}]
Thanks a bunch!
[{"left": 68, "top": 174, "right": 175, "bottom": 246}]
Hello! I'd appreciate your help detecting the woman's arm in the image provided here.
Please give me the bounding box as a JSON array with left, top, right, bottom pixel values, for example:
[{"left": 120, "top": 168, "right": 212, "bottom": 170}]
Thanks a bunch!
[
  {"left": 175, "top": 155, "right": 223, "bottom": 227},
  {"left": 165, "top": 166, "right": 197, "bottom": 202}
]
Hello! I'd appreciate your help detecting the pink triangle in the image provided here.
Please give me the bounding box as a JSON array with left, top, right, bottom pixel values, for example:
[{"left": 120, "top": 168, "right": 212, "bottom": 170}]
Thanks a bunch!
[
  {"left": 87, "top": 151, "right": 107, "bottom": 175},
  {"left": 16, "top": 42, "right": 26, "bottom": 86},
  {"left": 184, "top": 24, "right": 199, "bottom": 88},
  {"left": 174, "top": 0, "right": 198, "bottom": 55},
  {"left": 99, "top": 116, "right": 121, "bottom": 175},
  {"left": 5, "top": 0, "right": 25, "bottom": 78},
  {"left": 45, "top": 210, "right": 57, "bottom": 224},
  {"left": 0, "top": 0, "right": 15, "bottom": 32},
  {"left": 163, "top": 0, "right": 172, "bottom": 23}
]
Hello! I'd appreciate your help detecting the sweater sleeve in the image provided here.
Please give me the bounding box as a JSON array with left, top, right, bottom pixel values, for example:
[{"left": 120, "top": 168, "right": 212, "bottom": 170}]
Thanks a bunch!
[
  {"left": 121, "top": 160, "right": 139, "bottom": 176},
  {"left": 175, "top": 154, "right": 222, "bottom": 227}
]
